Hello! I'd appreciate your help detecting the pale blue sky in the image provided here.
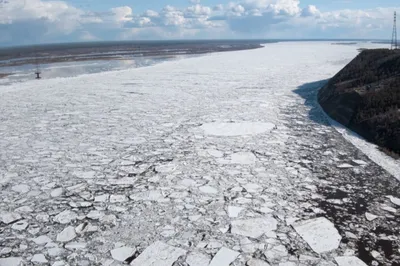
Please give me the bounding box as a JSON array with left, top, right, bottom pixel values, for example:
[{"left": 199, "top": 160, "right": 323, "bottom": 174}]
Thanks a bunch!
[{"left": 1, "top": 0, "right": 400, "bottom": 46}]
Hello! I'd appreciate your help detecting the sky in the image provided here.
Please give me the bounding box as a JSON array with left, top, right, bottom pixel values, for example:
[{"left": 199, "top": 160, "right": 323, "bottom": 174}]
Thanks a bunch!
[{"left": 0, "top": 0, "right": 399, "bottom": 46}]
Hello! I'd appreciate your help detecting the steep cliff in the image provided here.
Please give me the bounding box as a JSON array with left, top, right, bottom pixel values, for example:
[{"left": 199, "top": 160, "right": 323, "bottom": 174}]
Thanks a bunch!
[{"left": 318, "top": 49, "right": 400, "bottom": 156}]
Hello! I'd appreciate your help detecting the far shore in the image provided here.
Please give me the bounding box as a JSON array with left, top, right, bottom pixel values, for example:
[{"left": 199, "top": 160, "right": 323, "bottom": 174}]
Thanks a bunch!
[{"left": 0, "top": 42, "right": 263, "bottom": 68}]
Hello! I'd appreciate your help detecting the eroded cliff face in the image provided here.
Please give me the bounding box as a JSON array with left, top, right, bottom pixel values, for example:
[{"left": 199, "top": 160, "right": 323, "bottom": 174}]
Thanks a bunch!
[{"left": 318, "top": 49, "right": 400, "bottom": 155}]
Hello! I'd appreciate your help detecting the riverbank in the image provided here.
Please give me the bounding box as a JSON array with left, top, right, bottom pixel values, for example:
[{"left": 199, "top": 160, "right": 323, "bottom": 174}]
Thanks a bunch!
[{"left": 318, "top": 49, "right": 400, "bottom": 156}]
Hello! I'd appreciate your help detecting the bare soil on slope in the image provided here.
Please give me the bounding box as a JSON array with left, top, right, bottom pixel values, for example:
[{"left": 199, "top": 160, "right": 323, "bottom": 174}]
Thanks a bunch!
[{"left": 318, "top": 49, "right": 400, "bottom": 156}]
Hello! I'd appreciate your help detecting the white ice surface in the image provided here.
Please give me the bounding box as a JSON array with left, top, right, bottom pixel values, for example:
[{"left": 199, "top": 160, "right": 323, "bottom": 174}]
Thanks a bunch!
[
  {"left": 208, "top": 247, "right": 239, "bottom": 266},
  {"left": 387, "top": 195, "right": 400, "bottom": 206},
  {"left": 0, "top": 41, "right": 397, "bottom": 265},
  {"left": 111, "top": 246, "right": 136, "bottom": 262},
  {"left": 186, "top": 252, "right": 211, "bottom": 266},
  {"left": 230, "top": 152, "right": 257, "bottom": 165},
  {"left": 200, "top": 122, "right": 275, "bottom": 136},
  {"left": 335, "top": 256, "right": 368, "bottom": 266},
  {"left": 56, "top": 226, "right": 76, "bottom": 243},
  {"left": 231, "top": 217, "right": 278, "bottom": 238},
  {"left": 0, "top": 257, "right": 22, "bottom": 266},
  {"left": 292, "top": 217, "right": 341, "bottom": 254},
  {"left": 130, "top": 241, "right": 186, "bottom": 266}
]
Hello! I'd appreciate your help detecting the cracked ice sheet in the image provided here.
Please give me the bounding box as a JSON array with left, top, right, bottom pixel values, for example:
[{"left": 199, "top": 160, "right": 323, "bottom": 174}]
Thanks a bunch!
[
  {"left": 0, "top": 42, "right": 396, "bottom": 265},
  {"left": 200, "top": 122, "right": 275, "bottom": 136}
]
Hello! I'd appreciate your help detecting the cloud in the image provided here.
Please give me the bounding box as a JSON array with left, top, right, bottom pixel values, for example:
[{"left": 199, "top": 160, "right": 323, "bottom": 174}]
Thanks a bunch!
[
  {"left": 220, "top": 0, "right": 301, "bottom": 34},
  {"left": 185, "top": 4, "right": 212, "bottom": 18},
  {"left": 301, "top": 5, "right": 320, "bottom": 17},
  {"left": 0, "top": 0, "right": 399, "bottom": 46},
  {"left": 79, "top": 31, "right": 99, "bottom": 41},
  {"left": 111, "top": 6, "right": 133, "bottom": 23},
  {"left": 144, "top": 10, "right": 159, "bottom": 18}
]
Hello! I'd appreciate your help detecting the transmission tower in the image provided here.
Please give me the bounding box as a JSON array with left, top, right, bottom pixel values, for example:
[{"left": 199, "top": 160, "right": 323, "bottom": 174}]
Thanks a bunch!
[
  {"left": 391, "top": 11, "right": 398, "bottom": 50},
  {"left": 34, "top": 48, "right": 41, "bottom": 79}
]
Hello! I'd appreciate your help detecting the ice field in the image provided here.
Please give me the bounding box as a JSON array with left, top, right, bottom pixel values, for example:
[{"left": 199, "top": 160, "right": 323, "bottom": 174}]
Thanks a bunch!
[{"left": 0, "top": 42, "right": 399, "bottom": 265}]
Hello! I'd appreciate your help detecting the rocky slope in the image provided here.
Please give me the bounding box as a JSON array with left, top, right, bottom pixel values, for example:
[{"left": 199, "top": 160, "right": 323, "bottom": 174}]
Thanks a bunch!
[{"left": 318, "top": 49, "right": 400, "bottom": 156}]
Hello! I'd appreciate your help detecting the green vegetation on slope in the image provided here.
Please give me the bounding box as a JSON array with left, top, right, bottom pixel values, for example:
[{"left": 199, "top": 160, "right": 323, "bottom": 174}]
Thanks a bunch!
[{"left": 318, "top": 49, "right": 400, "bottom": 156}]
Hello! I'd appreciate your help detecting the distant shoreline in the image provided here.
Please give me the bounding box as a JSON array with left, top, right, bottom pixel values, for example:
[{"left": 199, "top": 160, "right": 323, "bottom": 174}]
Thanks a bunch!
[{"left": 0, "top": 41, "right": 264, "bottom": 68}]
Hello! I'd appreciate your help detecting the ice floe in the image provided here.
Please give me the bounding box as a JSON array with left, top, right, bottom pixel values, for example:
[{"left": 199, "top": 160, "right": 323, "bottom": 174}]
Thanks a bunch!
[
  {"left": 335, "top": 256, "right": 368, "bottom": 266},
  {"left": 230, "top": 152, "right": 257, "bottom": 165},
  {"left": 200, "top": 122, "right": 275, "bottom": 136},
  {"left": 130, "top": 241, "right": 186, "bottom": 266},
  {"left": 31, "top": 254, "right": 48, "bottom": 264},
  {"left": 56, "top": 226, "right": 77, "bottom": 242},
  {"left": 0, "top": 257, "right": 22, "bottom": 266},
  {"left": 292, "top": 217, "right": 341, "bottom": 254},
  {"left": 365, "top": 212, "right": 378, "bottom": 221},
  {"left": 208, "top": 247, "right": 239, "bottom": 266},
  {"left": 186, "top": 252, "right": 211, "bottom": 266},
  {"left": 110, "top": 246, "right": 136, "bottom": 262},
  {"left": 387, "top": 195, "right": 400, "bottom": 207},
  {"left": 199, "top": 185, "right": 218, "bottom": 194},
  {"left": 231, "top": 217, "right": 278, "bottom": 238},
  {"left": 227, "top": 206, "right": 244, "bottom": 218},
  {"left": 0, "top": 212, "right": 21, "bottom": 224}
]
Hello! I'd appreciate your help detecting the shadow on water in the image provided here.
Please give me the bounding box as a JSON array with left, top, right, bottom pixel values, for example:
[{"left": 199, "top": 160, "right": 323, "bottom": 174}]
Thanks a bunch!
[
  {"left": 293, "top": 79, "right": 373, "bottom": 142},
  {"left": 292, "top": 79, "right": 330, "bottom": 126},
  {"left": 293, "top": 80, "right": 400, "bottom": 265}
]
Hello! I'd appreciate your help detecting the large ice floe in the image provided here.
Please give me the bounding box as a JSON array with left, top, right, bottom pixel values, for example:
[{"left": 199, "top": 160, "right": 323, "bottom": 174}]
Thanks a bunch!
[
  {"left": 292, "top": 217, "right": 341, "bottom": 254},
  {"left": 0, "top": 42, "right": 399, "bottom": 266}
]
